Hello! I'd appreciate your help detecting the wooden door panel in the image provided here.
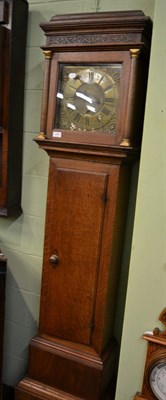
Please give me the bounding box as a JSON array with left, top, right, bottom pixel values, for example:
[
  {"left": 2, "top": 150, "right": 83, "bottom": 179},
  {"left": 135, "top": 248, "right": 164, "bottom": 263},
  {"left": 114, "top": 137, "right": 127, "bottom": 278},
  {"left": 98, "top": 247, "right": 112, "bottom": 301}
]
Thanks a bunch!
[{"left": 44, "top": 165, "right": 108, "bottom": 345}]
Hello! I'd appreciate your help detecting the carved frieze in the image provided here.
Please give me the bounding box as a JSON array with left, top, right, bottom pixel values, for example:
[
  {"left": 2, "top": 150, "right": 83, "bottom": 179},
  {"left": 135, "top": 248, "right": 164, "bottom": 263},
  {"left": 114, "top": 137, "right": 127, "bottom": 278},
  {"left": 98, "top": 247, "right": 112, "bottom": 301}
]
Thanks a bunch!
[{"left": 48, "top": 32, "right": 138, "bottom": 46}]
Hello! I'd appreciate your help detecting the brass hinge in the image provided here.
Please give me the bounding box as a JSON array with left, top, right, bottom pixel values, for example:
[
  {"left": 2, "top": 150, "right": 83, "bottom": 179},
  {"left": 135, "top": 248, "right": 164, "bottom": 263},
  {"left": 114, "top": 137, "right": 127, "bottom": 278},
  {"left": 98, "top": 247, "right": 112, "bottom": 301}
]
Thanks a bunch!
[
  {"left": 102, "top": 190, "right": 107, "bottom": 204},
  {"left": 90, "top": 321, "right": 95, "bottom": 332}
]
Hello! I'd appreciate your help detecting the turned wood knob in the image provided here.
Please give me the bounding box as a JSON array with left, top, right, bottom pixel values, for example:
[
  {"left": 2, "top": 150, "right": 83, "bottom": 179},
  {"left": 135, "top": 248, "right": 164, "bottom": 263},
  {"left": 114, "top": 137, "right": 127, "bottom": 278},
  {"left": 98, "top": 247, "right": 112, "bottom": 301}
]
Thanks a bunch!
[{"left": 49, "top": 254, "right": 59, "bottom": 266}]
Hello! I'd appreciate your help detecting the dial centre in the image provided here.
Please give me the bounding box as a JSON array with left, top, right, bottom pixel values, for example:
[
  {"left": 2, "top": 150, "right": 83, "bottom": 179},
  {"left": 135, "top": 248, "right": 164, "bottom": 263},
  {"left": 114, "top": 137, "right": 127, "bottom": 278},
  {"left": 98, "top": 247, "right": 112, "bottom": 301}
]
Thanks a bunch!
[{"left": 75, "top": 83, "right": 104, "bottom": 116}]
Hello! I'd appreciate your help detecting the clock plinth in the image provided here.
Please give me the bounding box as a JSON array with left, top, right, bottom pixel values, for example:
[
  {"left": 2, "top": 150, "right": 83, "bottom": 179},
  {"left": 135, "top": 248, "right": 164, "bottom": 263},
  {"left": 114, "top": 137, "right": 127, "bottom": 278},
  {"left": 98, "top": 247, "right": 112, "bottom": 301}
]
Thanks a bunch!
[
  {"left": 15, "top": 11, "right": 152, "bottom": 400},
  {"left": 16, "top": 377, "right": 115, "bottom": 400},
  {"left": 16, "top": 336, "right": 117, "bottom": 400},
  {"left": 134, "top": 308, "right": 166, "bottom": 400}
]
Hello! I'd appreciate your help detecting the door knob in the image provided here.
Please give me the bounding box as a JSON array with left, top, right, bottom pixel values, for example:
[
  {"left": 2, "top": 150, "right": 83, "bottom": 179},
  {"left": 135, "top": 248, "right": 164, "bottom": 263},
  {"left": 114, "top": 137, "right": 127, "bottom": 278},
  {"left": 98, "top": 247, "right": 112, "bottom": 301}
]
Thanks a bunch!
[{"left": 49, "top": 254, "right": 59, "bottom": 266}]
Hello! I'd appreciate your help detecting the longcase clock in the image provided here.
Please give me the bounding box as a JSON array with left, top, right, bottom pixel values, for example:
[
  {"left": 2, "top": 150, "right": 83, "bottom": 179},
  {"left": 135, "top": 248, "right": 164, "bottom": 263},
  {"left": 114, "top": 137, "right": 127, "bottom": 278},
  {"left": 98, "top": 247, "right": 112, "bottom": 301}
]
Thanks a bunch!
[{"left": 15, "top": 11, "right": 152, "bottom": 400}]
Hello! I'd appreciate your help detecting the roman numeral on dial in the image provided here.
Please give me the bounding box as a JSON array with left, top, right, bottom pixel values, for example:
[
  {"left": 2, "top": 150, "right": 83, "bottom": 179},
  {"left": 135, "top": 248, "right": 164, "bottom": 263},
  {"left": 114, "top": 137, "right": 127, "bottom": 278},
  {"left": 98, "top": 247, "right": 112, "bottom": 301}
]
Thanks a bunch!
[
  {"left": 105, "top": 98, "right": 115, "bottom": 104},
  {"left": 85, "top": 116, "right": 90, "bottom": 128},
  {"left": 88, "top": 71, "right": 94, "bottom": 84},
  {"left": 74, "top": 113, "right": 81, "bottom": 123},
  {"left": 102, "top": 107, "right": 110, "bottom": 116}
]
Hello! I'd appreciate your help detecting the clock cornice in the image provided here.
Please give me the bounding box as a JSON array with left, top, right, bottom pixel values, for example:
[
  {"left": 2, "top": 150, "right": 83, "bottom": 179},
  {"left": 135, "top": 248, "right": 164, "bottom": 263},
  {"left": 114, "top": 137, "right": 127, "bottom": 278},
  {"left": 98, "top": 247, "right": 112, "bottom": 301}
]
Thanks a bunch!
[{"left": 40, "top": 11, "right": 152, "bottom": 55}]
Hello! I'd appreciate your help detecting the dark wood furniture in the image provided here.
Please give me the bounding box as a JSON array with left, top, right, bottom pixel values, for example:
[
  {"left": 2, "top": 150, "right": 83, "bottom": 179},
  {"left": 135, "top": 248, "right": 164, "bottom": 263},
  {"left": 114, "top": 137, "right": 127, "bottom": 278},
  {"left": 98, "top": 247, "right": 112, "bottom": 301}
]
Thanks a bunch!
[
  {"left": 15, "top": 11, "right": 152, "bottom": 400},
  {"left": 0, "top": 250, "right": 6, "bottom": 400},
  {"left": 0, "top": 0, "right": 28, "bottom": 217},
  {"left": 134, "top": 308, "right": 166, "bottom": 400}
]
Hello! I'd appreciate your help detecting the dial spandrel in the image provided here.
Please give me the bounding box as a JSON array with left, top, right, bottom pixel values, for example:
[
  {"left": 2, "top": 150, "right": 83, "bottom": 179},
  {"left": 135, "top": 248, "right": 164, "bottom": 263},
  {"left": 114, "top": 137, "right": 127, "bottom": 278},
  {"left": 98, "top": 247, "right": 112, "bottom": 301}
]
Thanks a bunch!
[{"left": 55, "top": 64, "right": 121, "bottom": 134}]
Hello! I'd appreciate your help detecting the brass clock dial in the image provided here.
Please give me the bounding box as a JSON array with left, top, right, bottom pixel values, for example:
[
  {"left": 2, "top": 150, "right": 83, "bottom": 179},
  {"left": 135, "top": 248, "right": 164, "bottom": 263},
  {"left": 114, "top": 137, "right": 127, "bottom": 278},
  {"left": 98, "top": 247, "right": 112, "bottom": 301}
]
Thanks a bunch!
[{"left": 56, "top": 65, "right": 120, "bottom": 133}]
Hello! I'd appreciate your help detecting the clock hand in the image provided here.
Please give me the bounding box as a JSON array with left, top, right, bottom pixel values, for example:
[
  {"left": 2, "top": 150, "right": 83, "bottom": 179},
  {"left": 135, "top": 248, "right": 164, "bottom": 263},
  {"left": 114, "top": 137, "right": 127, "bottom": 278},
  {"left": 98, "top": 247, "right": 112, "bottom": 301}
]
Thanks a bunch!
[
  {"left": 76, "top": 91, "right": 92, "bottom": 104},
  {"left": 86, "top": 105, "right": 96, "bottom": 113}
]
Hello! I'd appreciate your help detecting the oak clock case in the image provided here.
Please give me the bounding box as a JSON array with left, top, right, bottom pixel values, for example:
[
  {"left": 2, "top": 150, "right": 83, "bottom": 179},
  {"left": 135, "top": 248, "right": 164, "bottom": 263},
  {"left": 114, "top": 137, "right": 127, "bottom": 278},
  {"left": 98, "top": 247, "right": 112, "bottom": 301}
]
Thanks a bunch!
[
  {"left": 15, "top": 11, "right": 152, "bottom": 400},
  {"left": 134, "top": 308, "right": 166, "bottom": 400},
  {"left": 0, "top": 0, "right": 28, "bottom": 217}
]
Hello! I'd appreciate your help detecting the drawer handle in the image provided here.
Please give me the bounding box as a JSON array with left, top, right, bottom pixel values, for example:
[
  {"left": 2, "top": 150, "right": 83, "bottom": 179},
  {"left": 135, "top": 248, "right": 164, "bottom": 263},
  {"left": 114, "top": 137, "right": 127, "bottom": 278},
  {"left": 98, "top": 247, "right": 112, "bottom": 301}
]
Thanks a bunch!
[{"left": 49, "top": 254, "right": 59, "bottom": 266}]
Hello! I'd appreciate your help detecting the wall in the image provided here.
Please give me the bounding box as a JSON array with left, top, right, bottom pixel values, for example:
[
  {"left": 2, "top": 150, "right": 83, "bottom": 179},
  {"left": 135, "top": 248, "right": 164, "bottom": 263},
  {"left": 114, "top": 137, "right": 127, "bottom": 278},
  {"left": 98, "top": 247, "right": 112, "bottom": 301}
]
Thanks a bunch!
[
  {"left": 115, "top": 0, "right": 166, "bottom": 398},
  {"left": 1, "top": 1, "right": 164, "bottom": 399}
]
